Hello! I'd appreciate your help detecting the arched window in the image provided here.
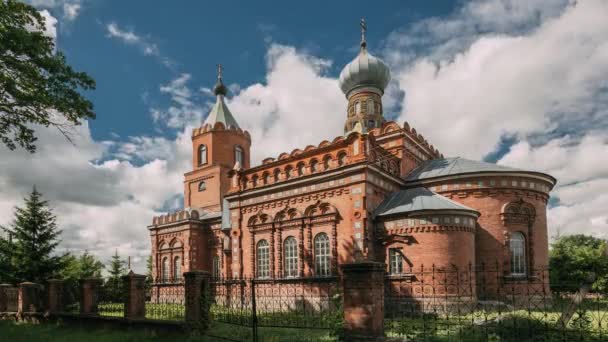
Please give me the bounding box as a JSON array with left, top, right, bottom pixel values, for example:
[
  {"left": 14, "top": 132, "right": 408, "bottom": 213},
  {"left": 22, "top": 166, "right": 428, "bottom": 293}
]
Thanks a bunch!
[
  {"left": 173, "top": 256, "right": 181, "bottom": 281},
  {"left": 297, "top": 163, "right": 305, "bottom": 176},
  {"left": 212, "top": 256, "right": 220, "bottom": 279},
  {"left": 198, "top": 181, "right": 206, "bottom": 192},
  {"left": 354, "top": 101, "right": 361, "bottom": 114},
  {"left": 510, "top": 232, "right": 526, "bottom": 276},
  {"left": 235, "top": 146, "right": 244, "bottom": 166},
  {"left": 284, "top": 166, "right": 292, "bottom": 180},
  {"left": 257, "top": 240, "right": 270, "bottom": 279},
  {"left": 263, "top": 173, "right": 270, "bottom": 185},
  {"left": 310, "top": 160, "right": 318, "bottom": 173},
  {"left": 389, "top": 249, "right": 403, "bottom": 275},
  {"left": 337, "top": 152, "right": 347, "bottom": 167},
  {"left": 252, "top": 175, "right": 258, "bottom": 187},
  {"left": 284, "top": 237, "right": 298, "bottom": 278},
  {"left": 314, "top": 233, "right": 330, "bottom": 276},
  {"left": 273, "top": 169, "right": 280, "bottom": 183},
  {"left": 198, "top": 145, "right": 207, "bottom": 166},
  {"left": 323, "top": 156, "right": 331, "bottom": 170},
  {"left": 161, "top": 257, "right": 169, "bottom": 282},
  {"left": 367, "top": 100, "right": 374, "bottom": 114}
]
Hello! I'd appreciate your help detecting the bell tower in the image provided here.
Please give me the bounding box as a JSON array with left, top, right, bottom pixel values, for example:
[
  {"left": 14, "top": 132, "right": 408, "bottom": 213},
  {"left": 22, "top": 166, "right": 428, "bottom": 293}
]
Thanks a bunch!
[
  {"left": 339, "top": 19, "right": 391, "bottom": 134},
  {"left": 184, "top": 65, "right": 251, "bottom": 211}
]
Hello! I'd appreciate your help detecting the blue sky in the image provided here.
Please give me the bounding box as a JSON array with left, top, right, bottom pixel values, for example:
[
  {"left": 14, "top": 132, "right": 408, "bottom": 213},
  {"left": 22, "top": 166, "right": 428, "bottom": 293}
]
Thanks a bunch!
[
  {"left": 2, "top": 0, "right": 606, "bottom": 271},
  {"left": 57, "top": 1, "right": 456, "bottom": 143}
]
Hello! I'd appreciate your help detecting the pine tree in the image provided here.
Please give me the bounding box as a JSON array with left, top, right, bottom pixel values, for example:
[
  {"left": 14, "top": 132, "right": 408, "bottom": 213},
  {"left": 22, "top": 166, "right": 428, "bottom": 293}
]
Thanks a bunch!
[
  {"left": 0, "top": 187, "right": 64, "bottom": 283},
  {"left": 105, "top": 250, "right": 126, "bottom": 301}
]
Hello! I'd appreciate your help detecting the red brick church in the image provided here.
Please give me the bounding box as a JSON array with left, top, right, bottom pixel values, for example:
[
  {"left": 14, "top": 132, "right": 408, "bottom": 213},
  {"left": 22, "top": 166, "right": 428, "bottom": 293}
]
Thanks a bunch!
[{"left": 148, "top": 26, "right": 555, "bottom": 294}]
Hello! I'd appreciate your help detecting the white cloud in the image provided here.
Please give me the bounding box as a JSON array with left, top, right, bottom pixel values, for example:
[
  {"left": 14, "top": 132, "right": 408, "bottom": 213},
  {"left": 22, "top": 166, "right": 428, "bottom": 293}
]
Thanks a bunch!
[
  {"left": 392, "top": 0, "right": 608, "bottom": 159},
  {"left": 497, "top": 134, "right": 608, "bottom": 239},
  {"left": 105, "top": 22, "right": 170, "bottom": 66},
  {"left": 385, "top": 0, "right": 608, "bottom": 240},
  {"left": 28, "top": 0, "right": 83, "bottom": 21},
  {"left": 0, "top": 123, "right": 192, "bottom": 273},
  {"left": 226, "top": 44, "right": 345, "bottom": 164},
  {"left": 39, "top": 10, "right": 58, "bottom": 42}
]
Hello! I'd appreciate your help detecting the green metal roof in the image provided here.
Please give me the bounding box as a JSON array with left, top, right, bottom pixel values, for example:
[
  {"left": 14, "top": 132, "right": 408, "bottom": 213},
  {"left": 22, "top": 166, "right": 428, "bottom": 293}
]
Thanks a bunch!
[
  {"left": 204, "top": 95, "right": 240, "bottom": 129},
  {"left": 374, "top": 187, "right": 478, "bottom": 218},
  {"left": 405, "top": 157, "right": 528, "bottom": 181}
]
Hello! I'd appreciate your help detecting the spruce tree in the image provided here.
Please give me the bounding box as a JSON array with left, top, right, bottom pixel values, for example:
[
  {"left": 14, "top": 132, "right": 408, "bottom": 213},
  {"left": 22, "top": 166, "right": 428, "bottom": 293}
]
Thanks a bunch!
[
  {"left": 105, "top": 250, "right": 126, "bottom": 301},
  {"left": 0, "top": 187, "right": 64, "bottom": 283}
]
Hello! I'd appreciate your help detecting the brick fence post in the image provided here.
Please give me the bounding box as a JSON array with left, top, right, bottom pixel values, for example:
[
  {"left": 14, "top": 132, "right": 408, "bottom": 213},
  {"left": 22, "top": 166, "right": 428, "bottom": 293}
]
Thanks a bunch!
[
  {"left": 18, "top": 282, "right": 44, "bottom": 313},
  {"left": 0, "top": 284, "right": 11, "bottom": 312},
  {"left": 184, "top": 270, "right": 211, "bottom": 325},
  {"left": 341, "top": 262, "right": 385, "bottom": 341},
  {"left": 46, "top": 279, "right": 64, "bottom": 314},
  {"left": 122, "top": 271, "right": 147, "bottom": 319},
  {"left": 79, "top": 278, "right": 102, "bottom": 315}
]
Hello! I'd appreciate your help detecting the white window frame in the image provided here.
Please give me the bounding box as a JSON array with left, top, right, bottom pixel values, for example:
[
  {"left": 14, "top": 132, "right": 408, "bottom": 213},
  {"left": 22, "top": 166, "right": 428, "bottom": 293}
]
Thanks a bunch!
[
  {"left": 510, "top": 232, "right": 526, "bottom": 276},
  {"left": 161, "top": 257, "right": 169, "bottom": 282},
  {"left": 235, "top": 146, "right": 244, "bottom": 166},
  {"left": 257, "top": 240, "right": 270, "bottom": 279},
  {"left": 389, "top": 249, "right": 403, "bottom": 275},
  {"left": 198, "top": 145, "right": 207, "bottom": 165},
  {"left": 173, "top": 256, "right": 181, "bottom": 281},
  {"left": 314, "top": 233, "right": 331, "bottom": 277},
  {"left": 284, "top": 237, "right": 298, "bottom": 278}
]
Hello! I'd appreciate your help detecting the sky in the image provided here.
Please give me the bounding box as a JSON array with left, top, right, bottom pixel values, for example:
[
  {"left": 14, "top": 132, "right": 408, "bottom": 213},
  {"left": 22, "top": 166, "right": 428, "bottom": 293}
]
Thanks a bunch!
[{"left": 1, "top": 0, "right": 607, "bottom": 273}]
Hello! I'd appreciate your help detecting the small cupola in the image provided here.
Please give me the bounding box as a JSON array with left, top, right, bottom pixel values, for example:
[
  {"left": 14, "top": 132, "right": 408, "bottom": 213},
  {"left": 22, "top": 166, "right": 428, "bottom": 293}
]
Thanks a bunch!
[{"left": 204, "top": 64, "right": 240, "bottom": 129}]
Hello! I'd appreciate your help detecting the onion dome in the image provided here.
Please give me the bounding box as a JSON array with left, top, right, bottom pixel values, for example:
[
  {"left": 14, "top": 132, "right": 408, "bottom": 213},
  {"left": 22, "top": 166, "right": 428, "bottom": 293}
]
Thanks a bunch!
[
  {"left": 204, "top": 64, "right": 240, "bottom": 129},
  {"left": 339, "top": 20, "right": 391, "bottom": 97}
]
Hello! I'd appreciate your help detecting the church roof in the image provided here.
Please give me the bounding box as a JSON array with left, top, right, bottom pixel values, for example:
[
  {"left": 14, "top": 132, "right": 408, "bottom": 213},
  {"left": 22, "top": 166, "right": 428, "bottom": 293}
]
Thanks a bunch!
[
  {"left": 204, "top": 95, "right": 240, "bottom": 129},
  {"left": 405, "top": 157, "right": 528, "bottom": 182},
  {"left": 374, "top": 187, "right": 479, "bottom": 218}
]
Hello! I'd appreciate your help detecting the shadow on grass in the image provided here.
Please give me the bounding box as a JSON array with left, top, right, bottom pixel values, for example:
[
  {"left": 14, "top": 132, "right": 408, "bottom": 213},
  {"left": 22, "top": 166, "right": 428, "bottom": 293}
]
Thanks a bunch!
[{"left": 385, "top": 314, "right": 604, "bottom": 342}]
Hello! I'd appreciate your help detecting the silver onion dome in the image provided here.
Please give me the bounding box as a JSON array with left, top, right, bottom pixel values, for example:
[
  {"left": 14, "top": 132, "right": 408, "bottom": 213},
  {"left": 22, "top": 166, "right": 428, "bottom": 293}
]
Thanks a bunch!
[
  {"left": 339, "top": 47, "right": 391, "bottom": 97},
  {"left": 339, "top": 19, "right": 391, "bottom": 97}
]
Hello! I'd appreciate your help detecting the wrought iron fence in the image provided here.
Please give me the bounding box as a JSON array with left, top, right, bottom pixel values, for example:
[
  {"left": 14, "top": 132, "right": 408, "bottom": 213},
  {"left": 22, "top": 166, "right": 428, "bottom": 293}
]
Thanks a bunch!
[
  {"left": 146, "top": 282, "right": 185, "bottom": 320},
  {"left": 62, "top": 280, "right": 80, "bottom": 314},
  {"left": 384, "top": 263, "right": 608, "bottom": 341},
  {"left": 98, "top": 280, "right": 124, "bottom": 317},
  {"left": 208, "top": 276, "right": 341, "bottom": 342}
]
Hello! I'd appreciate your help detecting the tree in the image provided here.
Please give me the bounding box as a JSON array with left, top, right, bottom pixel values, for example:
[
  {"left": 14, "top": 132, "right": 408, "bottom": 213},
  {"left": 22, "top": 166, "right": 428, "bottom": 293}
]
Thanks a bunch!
[
  {"left": 104, "top": 250, "right": 126, "bottom": 301},
  {"left": 0, "top": 0, "right": 96, "bottom": 153},
  {"left": 549, "top": 234, "right": 608, "bottom": 292},
  {"left": 61, "top": 250, "right": 104, "bottom": 281},
  {"left": 0, "top": 187, "right": 64, "bottom": 283}
]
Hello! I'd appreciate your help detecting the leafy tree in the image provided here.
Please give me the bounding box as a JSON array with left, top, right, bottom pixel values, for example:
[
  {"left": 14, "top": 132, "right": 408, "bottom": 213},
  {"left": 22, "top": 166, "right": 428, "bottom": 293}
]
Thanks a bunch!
[
  {"left": 0, "top": 187, "right": 64, "bottom": 283},
  {"left": 0, "top": 0, "right": 96, "bottom": 153},
  {"left": 549, "top": 234, "right": 608, "bottom": 292}
]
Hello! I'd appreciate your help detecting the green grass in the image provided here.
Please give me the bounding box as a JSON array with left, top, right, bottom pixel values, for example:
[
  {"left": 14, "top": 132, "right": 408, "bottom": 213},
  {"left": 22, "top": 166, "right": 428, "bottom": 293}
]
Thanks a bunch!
[
  {"left": 0, "top": 319, "right": 336, "bottom": 342},
  {"left": 97, "top": 302, "right": 186, "bottom": 321}
]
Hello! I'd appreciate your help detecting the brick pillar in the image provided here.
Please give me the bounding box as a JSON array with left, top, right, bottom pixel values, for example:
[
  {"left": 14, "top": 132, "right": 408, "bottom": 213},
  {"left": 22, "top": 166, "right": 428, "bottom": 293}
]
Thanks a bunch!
[
  {"left": 341, "top": 262, "right": 385, "bottom": 341},
  {"left": 122, "top": 271, "right": 147, "bottom": 319},
  {"left": 18, "top": 282, "right": 43, "bottom": 313},
  {"left": 79, "top": 278, "right": 102, "bottom": 315},
  {"left": 46, "top": 279, "right": 64, "bottom": 314},
  {"left": 184, "top": 270, "right": 211, "bottom": 325},
  {"left": 0, "top": 284, "right": 11, "bottom": 312}
]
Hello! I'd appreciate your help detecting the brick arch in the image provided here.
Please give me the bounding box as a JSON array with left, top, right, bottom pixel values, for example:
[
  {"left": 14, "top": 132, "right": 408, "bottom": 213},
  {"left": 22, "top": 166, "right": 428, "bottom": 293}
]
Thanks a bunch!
[
  {"left": 275, "top": 206, "right": 303, "bottom": 221},
  {"left": 248, "top": 211, "right": 272, "bottom": 226},
  {"left": 501, "top": 198, "right": 536, "bottom": 225},
  {"left": 304, "top": 201, "right": 339, "bottom": 218},
  {"left": 169, "top": 238, "right": 183, "bottom": 249}
]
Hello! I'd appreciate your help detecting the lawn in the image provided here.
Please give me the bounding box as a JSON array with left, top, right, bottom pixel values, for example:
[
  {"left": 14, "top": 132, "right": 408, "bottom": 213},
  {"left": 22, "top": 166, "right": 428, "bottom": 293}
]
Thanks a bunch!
[{"left": 0, "top": 320, "right": 336, "bottom": 342}]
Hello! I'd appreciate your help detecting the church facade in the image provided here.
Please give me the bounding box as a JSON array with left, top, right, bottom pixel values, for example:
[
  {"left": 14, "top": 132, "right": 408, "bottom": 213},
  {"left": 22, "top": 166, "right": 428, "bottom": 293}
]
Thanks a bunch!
[{"left": 148, "top": 29, "right": 556, "bottom": 296}]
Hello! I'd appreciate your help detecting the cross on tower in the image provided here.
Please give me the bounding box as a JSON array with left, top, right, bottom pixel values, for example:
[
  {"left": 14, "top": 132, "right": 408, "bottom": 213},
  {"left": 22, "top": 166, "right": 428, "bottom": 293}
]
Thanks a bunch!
[
  {"left": 217, "top": 63, "right": 223, "bottom": 80},
  {"left": 360, "top": 18, "right": 367, "bottom": 47}
]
